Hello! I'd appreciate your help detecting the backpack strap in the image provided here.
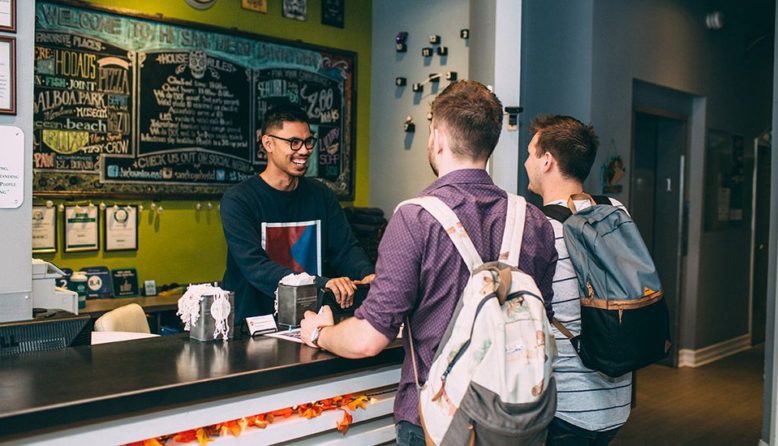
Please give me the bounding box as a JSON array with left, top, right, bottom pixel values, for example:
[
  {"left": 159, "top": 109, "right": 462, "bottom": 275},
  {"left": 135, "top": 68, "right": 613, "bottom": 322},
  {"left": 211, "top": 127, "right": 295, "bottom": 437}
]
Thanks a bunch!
[
  {"left": 405, "top": 317, "right": 422, "bottom": 390},
  {"left": 552, "top": 318, "right": 576, "bottom": 340},
  {"left": 591, "top": 194, "right": 611, "bottom": 205},
  {"left": 542, "top": 193, "right": 612, "bottom": 223},
  {"left": 395, "top": 196, "right": 483, "bottom": 272},
  {"left": 542, "top": 204, "right": 572, "bottom": 223},
  {"left": 498, "top": 193, "right": 527, "bottom": 268}
]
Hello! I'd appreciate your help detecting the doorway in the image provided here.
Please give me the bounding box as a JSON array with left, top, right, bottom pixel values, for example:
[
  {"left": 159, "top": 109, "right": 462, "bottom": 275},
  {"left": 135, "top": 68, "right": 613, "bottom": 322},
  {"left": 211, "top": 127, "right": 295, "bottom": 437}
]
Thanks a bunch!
[
  {"left": 751, "top": 134, "right": 771, "bottom": 345},
  {"left": 631, "top": 111, "right": 687, "bottom": 367}
]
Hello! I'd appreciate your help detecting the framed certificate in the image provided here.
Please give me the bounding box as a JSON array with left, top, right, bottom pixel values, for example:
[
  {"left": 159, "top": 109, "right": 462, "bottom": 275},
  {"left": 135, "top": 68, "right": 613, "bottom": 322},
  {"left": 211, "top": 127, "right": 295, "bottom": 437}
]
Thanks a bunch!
[
  {"left": 64, "top": 205, "right": 99, "bottom": 252},
  {"left": 242, "top": 0, "right": 267, "bottom": 13},
  {"left": 104, "top": 205, "right": 138, "bottom": 251},
  {"left": 0, "top": 0, "right": 15, "bottom": 33},
  {"left": 0, "top": 36, "right": 15, "bottom": 115},
  {"left": 32, "top": 205, "right": 57, "bottom": 253}
]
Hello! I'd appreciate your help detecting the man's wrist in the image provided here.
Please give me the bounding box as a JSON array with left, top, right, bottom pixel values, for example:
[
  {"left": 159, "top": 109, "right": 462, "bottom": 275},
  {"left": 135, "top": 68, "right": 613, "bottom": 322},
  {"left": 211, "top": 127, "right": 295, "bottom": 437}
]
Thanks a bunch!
[{"left": 312, "top": 325, "right": 329, "bottom": 349}]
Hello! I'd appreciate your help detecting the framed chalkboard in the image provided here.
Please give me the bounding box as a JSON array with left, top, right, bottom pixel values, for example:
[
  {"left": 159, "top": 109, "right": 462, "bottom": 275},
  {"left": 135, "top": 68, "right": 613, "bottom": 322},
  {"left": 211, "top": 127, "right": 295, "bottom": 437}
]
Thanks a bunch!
[{"left": 32, "top": 1, "right": 357, "bottom": 199}]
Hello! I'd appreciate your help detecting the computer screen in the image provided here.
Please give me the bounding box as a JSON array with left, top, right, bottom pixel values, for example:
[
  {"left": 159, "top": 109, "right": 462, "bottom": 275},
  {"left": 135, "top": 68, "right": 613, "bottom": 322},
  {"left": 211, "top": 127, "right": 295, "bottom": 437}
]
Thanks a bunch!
[{"left": 0, "top": 311, "right": 92, "bottom": 357}]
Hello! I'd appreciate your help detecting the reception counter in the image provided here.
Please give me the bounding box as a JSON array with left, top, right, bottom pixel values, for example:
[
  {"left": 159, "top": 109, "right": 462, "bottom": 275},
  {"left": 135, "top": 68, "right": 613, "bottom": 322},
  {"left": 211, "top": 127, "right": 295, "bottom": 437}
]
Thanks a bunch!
[{"left": 0, "top": 333, "right": 404, "bottom": 445}]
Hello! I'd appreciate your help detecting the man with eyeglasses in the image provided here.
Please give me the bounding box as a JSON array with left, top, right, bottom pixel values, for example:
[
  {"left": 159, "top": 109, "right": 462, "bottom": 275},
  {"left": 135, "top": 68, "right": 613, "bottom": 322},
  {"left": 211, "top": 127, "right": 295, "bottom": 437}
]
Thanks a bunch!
[{"left": 220, "top": 103, "right": 375, "bottom": 326}]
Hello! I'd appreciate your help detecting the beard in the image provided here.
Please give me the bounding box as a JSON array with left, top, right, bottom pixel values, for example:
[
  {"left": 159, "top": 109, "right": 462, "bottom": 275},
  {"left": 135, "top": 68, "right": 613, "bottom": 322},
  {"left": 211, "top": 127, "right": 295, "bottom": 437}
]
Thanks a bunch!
[{"left": 428, "top": 145, "right": 439, "bottom": 177}]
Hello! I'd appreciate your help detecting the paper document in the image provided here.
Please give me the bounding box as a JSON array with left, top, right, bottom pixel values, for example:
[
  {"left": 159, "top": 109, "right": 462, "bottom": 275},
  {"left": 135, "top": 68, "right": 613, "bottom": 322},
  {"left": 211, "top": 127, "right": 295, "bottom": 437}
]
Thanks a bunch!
[{"left": 264, "top": 328, "right": 304, "bottom": 344}]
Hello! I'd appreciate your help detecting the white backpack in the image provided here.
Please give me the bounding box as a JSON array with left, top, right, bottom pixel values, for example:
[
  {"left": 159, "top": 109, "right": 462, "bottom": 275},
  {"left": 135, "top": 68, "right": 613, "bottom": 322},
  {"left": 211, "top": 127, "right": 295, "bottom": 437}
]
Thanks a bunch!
[{"left": 398, "top": 194, "right": 557, "bottom": 446}]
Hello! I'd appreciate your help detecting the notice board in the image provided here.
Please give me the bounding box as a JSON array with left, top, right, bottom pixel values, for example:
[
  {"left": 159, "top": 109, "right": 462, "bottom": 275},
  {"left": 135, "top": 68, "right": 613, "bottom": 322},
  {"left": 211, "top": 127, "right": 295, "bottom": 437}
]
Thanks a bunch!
[{"left": 33, "top": 1, "right": 357, "bottom": 199}]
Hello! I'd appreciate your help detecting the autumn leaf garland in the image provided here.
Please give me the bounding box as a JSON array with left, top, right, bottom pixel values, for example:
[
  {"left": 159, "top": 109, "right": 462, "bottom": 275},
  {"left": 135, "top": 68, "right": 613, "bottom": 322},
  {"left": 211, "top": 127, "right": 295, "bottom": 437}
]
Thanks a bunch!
[{"left": 124, "top": 393, "right": 370, "bottom": 445}]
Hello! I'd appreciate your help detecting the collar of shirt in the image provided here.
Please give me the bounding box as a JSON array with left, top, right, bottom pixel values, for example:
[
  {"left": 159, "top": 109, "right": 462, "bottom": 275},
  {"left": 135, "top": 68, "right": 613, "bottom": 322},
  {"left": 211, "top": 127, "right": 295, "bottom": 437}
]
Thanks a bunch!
[{"left": 419, "top": 168, "right": 494, "bottom": 195}]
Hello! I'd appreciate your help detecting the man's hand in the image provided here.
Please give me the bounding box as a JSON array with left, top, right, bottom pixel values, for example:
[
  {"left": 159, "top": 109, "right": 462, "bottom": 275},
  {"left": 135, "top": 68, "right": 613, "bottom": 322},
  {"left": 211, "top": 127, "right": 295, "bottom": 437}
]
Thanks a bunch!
[
  {"left": 355, "top": 273, "right": 376, "bottom": 285},
  {"left": 301, "top": 305, "right": 335, "bottom": 348},
  {"left": 325, "top": 277, "right": 357, "bottom": 308}
]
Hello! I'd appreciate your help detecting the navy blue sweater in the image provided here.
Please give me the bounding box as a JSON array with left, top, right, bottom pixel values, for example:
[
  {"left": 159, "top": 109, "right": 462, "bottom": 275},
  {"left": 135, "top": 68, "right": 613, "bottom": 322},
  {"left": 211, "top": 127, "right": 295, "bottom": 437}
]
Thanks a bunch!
[{"left": 220, "top": 175, "right": 374, "bottom": 324}]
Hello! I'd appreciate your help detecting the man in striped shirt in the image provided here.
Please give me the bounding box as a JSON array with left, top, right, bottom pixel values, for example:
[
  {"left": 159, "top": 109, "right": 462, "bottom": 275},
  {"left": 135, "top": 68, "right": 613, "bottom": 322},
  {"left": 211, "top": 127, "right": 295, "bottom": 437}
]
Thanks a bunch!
[{"left": 524, "top": 115, "right": 632, "bottom": 445}]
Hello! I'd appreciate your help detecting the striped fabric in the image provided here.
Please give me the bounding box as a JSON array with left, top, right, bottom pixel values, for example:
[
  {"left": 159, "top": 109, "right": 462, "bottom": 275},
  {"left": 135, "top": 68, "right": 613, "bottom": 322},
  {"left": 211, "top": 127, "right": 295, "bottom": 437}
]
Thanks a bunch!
[{"left": 548, "top": 197, "right": 632, "bottom": 432}]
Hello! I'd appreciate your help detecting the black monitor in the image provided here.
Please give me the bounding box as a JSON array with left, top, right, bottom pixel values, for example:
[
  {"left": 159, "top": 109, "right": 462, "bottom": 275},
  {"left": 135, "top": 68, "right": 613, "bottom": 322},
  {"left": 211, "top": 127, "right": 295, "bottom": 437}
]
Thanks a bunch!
[{"left": 0, "top": 311, "right": 92, "bottom": 357}]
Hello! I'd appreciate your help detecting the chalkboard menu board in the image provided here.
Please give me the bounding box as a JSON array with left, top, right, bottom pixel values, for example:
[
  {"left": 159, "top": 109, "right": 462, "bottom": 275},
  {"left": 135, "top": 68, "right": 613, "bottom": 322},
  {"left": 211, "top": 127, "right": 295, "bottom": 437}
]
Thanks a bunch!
[{"left": 33, "top": 1, "right": 357, "bottom": 199}]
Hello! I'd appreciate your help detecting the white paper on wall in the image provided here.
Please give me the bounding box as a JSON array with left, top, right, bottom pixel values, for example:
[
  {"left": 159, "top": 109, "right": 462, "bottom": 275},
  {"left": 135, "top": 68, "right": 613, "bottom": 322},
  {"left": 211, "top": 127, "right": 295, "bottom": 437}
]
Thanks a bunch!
[{"left": 0, "top": 125, "right": 23, "bottom": 209}]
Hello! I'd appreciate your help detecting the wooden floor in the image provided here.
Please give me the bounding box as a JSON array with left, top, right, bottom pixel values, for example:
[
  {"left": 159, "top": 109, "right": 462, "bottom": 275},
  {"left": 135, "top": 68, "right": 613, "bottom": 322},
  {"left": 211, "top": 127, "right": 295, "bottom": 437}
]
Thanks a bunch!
[{"left": 612, "top": 345, "right": 765, "bottom": 446}]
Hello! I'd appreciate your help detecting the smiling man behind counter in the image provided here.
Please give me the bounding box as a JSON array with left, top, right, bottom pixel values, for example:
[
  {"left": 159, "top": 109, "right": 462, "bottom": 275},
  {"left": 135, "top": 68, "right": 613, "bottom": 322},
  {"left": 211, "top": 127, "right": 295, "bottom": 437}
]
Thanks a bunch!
[{"left": 220, "top": 103, "right": 375, "bottom": 326}]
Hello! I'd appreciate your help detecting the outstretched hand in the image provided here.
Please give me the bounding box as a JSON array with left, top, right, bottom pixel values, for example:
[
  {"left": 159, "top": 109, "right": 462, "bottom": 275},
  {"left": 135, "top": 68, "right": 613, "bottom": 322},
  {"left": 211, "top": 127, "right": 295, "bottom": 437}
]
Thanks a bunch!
[{"left": 325, "top": 277, "right": 357, "bottom": 308}]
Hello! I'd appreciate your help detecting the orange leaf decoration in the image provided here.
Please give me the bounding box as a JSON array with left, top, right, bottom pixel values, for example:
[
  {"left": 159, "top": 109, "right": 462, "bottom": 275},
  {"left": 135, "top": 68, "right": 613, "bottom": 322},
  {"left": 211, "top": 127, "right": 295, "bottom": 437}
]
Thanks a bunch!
[
  {"left": 296, "top": 404, "right": 310, "bottom": 417},
  {"left": 271, "top": 407, "right": 294, "bottom": 418},
  {"left": 345, "top": 395, "right": 368, "bottom": 411},
  {"left": 195, "top": 428, "right": 210, "bottom": 446},
  {"left": 172, "top": 430, "right": 198, "bottom": 443},
  {"left": 250, "top": 414, "right": 269, "bottom": 429},
  {"left": 336, "top": 410, "right": 353, "bottom": 434},
  {"left": 124, "top": 441, "right": 163, "bottom": 446},
  {"left": 220, "top": 419, "right": 244, "bottom": 437},
  {"left": 128, "top": 392, "right": 374, "bottom": 444}
]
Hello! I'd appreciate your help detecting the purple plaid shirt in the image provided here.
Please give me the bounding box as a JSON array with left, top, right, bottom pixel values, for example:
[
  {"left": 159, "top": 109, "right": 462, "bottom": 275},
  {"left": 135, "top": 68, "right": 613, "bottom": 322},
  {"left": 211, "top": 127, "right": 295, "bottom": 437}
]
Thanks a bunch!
[{"left": 354, "top": 169, "right": 557, "bottom": 426}]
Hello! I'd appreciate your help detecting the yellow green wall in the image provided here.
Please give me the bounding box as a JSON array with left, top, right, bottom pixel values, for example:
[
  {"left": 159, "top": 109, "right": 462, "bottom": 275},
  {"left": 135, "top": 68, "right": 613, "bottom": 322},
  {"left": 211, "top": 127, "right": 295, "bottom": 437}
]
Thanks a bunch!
[{"left": 36, "top": 0, "right": 372, "bottom": 287}]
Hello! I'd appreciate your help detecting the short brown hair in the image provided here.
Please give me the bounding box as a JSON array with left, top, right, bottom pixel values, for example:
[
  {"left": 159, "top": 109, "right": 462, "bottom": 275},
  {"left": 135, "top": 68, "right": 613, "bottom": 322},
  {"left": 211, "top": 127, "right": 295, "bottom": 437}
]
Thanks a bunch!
[
  {"left": 430, "top": 80, "right": 503, "bottom": 161},
  {"left": 529, "top": 115, "right": 599, "bottom": 183}
]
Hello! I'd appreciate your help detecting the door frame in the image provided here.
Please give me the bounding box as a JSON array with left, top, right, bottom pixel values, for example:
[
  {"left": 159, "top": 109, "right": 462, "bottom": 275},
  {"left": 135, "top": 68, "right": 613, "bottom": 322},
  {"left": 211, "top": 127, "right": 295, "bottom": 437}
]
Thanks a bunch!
[
  {"left": 631, "top": 108, "right": 689, "bottom": 367},
  {"left": 750, "top": 133, "right": 771, "bottom": 345}
]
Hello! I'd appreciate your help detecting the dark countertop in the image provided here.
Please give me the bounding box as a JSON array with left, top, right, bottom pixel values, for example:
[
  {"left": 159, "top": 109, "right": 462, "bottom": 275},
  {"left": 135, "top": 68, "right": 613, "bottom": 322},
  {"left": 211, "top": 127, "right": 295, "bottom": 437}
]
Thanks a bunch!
[{"left": 0, "top": 333, "right": 404, "bottom": 440}]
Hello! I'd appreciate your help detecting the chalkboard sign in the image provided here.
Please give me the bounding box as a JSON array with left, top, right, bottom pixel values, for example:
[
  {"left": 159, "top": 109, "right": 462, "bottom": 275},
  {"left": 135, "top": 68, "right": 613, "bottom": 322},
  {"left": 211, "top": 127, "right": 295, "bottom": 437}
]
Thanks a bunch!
[{"left": 33, "top": 1, "right": 357, "bottom": 199}]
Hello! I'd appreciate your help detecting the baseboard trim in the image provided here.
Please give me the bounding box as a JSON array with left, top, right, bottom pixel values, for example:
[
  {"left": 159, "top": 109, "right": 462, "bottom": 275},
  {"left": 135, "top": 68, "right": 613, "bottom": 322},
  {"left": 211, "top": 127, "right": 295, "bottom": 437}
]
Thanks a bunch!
[
  {"left": 678, "top": 334, "right": 752, "bottom": 368},
  {"left": 759, "top": 439, "right": 768, "bottom": 446}
]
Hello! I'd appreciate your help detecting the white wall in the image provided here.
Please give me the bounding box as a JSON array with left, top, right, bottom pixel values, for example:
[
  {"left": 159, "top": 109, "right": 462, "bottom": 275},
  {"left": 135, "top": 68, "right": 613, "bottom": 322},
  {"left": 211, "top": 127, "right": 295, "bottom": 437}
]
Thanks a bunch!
[
  {"left": 470, "top": 0, "right": 523, "bottom": 194},
  {"left": 0, "top": 1, "right": 35, "bottom": 322},
  {"left": 369, "top": 0, "right": 469, "bottom": 212}
]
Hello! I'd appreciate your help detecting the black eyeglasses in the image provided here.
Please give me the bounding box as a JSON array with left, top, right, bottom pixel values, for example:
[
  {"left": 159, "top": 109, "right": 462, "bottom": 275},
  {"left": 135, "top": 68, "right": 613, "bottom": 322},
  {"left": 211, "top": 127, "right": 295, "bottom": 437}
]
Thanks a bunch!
[{"left": 266, "top": 134, "right": 317, "bottom": 151}]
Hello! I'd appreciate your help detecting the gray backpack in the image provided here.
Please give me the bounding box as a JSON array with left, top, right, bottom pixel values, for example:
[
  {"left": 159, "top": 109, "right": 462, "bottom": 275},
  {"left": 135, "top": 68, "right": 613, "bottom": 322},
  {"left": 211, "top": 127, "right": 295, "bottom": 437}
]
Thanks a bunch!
[{"left": 542, "top": 193, "right": 671, "bottom": 377}]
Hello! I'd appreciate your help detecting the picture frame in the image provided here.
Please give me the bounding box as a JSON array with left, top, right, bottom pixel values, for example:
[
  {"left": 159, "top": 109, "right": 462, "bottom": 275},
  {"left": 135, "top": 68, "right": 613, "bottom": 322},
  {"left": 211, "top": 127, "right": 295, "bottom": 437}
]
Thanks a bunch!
[
  {"left": 104, "top": 205, "right": 139, "bottom": 251},
  {"left": 32, "top": 205, "right": 57, "bottom": 254},
  {"left": 64, "top": 205, "right": 100, "bottom": 252},
  {"left": 241, "top": 0, "right": 267, "bottom": 13},
  {"left": 282, "top": 0, "right": 307, "bottom": 21},
  {"left": 321, "top": 0, "right": 344, "bottom": 28},
  {"left": 0, "top": 0, "right": 15, "bottom": 33},
  {"left": 0, "top": 36, "right": 15, "bottom": 115},
  {"left": 704, "top": 129, "right": 747, "bottom": 231}
]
